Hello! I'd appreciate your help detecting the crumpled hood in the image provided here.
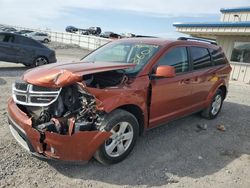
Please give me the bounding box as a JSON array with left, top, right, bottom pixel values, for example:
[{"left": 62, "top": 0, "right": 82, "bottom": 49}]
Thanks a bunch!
[{"left": 22, "top": 61, "right": 136, "bottom": 87}]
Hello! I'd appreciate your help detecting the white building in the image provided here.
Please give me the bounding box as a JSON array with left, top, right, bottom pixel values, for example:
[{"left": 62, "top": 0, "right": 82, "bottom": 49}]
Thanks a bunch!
[{"left": 174, "top": 7, "right": 250, "bottom": 84}]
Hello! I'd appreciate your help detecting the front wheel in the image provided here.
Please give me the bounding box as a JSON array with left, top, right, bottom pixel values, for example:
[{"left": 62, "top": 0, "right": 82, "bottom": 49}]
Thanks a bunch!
[
  {"left": 94, "top": 109, "right": 139, "bottom": 164},
  {"left": 201, "top": 89, "right": 224, "bottom": 119}
]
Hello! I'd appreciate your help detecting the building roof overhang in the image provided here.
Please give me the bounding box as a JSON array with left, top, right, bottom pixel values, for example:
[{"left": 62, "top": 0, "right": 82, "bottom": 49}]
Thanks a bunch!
[
  {"left": 173, "top": 6, "right": 250, "bottom": 40},
  {"left": 220, "top": 7, "right": 250, "bottom": 13},
  {"left": 173, "top": 22, "right": 250, "bottom": 28},
  {"left": 173, "top": 21, "right": 250, "bottom": 39}
]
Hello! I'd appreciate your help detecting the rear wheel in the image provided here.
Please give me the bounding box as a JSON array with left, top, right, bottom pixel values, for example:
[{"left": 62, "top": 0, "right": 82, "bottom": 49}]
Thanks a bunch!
[
  {"left": 201, "top": 89, "right": 224, "bottom": 119},
  {"left": 33, "top": 56, "right": 48, "bottom": 67},
  {"left": 94, "top": 109, "right": 139, "bottom": 164}
]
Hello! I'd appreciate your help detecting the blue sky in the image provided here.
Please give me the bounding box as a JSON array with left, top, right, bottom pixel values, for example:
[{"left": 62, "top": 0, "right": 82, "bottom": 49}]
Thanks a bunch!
[
  {"left": 0, "top": 0, "right": 249, "bottom": 38},
  {"left": 55, "top": 9, "right": 220, "bottom": 38}
]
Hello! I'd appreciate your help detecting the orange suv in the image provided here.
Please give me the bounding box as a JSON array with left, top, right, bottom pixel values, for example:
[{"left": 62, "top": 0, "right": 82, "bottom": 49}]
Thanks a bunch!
[{"left": 7, "top": 37, "right": 232, "bottom": 164}]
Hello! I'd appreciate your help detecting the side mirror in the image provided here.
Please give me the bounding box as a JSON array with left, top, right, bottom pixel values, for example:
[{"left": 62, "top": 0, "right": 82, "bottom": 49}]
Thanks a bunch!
[{"left": 155, "top": 65, "right": 176, "bottom": 78}]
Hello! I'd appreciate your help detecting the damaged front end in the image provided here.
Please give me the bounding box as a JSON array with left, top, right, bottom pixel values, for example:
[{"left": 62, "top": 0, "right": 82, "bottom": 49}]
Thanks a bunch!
[
  {"left": 17, "top": 82, "right": 104, "bottom": 135},
  {"left": 7, "top": 62, "right": 141, "bottom": 161},
  {"left": 8, "top": 75, "right": 127, "bottom": 161}
]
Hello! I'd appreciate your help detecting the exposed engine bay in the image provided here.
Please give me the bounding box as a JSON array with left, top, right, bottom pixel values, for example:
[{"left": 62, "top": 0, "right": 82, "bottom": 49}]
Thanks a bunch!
[
  {"left": 83, "top": 69, "right": 128, "bottom": 88},
  {"left": 23, "top": 84, "right": 101, "bottom": 135},
  {"left": 15, "top": 70, "right": 128, "bottom": 135}
]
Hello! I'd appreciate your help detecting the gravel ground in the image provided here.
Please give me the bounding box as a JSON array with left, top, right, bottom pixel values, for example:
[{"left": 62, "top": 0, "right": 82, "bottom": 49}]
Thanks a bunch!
[{"left": 0, "top": 45, "right": 249, "bottom": 188}]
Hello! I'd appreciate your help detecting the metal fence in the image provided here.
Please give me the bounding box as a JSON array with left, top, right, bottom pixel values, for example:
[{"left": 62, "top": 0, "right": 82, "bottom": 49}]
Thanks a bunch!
[
  {"left": 2, "top": 24, "right": 111, "bottom": 50},
  {"left": 230, "top": 62, "right": 250, "bottom": 84}
]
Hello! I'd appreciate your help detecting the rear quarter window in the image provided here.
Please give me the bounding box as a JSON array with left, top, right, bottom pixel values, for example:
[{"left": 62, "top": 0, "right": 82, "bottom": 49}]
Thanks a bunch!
[
  {"left": 209, "top": 48, "right": 226, "bottom": 65},
  {"left": 191, "top": 47, "right": 212, "bottom": 70}
]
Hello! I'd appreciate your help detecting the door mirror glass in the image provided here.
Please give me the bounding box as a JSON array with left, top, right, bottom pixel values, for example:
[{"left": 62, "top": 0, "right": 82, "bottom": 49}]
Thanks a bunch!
[{"left": 155, "top": 65, "right": 176, "bottom": 78}]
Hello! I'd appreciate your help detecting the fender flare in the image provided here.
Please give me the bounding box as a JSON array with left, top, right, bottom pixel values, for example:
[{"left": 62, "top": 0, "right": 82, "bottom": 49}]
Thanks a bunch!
[{"left": 205, "top": 79, "right": 226, "bottom": 106}]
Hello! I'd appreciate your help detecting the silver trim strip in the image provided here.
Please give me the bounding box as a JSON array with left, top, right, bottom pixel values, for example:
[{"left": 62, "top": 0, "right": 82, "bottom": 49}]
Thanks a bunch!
[
  {"left": 8, "top": 115, "right": 26, "bottom": 135},
  {"left": 9, "top": 124, "right": 30, "bottom": 152}
]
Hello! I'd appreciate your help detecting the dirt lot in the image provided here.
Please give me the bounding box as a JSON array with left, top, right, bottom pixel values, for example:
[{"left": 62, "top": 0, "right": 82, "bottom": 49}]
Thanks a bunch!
[{"left": 0, "top": 45, "right": 249, "bottom": 188}]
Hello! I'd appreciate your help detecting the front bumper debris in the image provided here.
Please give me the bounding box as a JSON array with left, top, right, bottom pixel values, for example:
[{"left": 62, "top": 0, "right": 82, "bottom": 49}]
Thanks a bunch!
[{"left": 7, "top": 98, "right": 111, "bottom": 161}]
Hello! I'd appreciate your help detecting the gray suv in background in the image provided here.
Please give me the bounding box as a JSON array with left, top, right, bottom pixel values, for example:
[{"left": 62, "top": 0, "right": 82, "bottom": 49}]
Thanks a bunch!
[{"left": 0, "top": 32, "right": 56, "bottom": 67}]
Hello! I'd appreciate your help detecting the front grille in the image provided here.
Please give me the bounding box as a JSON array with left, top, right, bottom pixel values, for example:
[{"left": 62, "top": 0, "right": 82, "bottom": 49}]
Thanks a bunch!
[
  {"left": 15, "top": 80, "right": 28, "bottom": 91},
  {"left": 16, "top": 95, "right": 26, "bottom": 102},
  {"left": 32, "top": 85, "right": 59, "bottom": 92},
  {"left": 12, "top": 81, "right": 61, "bottom": 107}
]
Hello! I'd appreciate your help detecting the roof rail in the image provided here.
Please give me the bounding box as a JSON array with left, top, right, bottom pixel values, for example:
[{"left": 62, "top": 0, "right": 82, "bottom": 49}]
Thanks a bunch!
[
  {"left": 178, "top": 37, "right": 217, "bottom": 45},
  {"left": 135, "top": 35, "right": 158, "bottom": 38}
]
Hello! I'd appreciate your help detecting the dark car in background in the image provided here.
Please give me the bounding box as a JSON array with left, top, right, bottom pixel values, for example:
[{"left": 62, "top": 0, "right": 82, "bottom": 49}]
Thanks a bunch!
[
  {"left": 0, "top": 32, "right": 56, "bottom": 67},
  {"left": 82, "top": 27, "right": 102, "bottom": 36},
  {"left": 100, "top": 31, "right": 121, "bottom": 39},
  {"left": 65, "top": 26, "right": 78, "bottom": 33},
  {"left": 65, "top": 26, "right": 102, "bottom": 36}
]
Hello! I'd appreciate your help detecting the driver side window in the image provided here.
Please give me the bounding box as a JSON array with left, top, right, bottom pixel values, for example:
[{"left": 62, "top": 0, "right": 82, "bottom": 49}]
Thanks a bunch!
[{"left": 157, "top": 47, "right": 189, "bottom": 73}]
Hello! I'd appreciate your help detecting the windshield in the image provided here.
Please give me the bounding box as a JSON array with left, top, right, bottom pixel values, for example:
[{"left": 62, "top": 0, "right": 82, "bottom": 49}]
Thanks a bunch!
[{"left": 82, "top": 42, "right": 160, "bottom": 75}]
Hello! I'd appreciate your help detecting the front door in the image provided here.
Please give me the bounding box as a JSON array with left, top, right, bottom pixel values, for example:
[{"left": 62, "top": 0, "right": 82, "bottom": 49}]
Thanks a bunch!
[{"left": 149, "top": 46, "right": 194, "bottom": 128}]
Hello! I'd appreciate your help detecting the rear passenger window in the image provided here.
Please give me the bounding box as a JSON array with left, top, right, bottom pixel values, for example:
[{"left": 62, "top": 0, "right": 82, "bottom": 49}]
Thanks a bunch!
[
  {"left": 157, "top": 47, "right": 189, "bottom": 73},
  {"left": 0, "top": 34, "right": 14, "bottom": 43},
  {"left": 209, "top": 48, "right": 226, "bottom": 65},
  {"left": 191, "top": 47, "right": 212, "bottom": 70}
]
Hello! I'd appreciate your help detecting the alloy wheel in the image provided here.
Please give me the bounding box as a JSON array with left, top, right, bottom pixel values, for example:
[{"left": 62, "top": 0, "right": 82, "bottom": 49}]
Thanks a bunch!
[
  {"left": 211, "top": 94, "right": 222, "bottom": 115},
  {"left": 105, "top": 122, "right": 134, "bottom": 157},
  {"left": 35, "top": 57, "right": 48, "bottom": 66}
]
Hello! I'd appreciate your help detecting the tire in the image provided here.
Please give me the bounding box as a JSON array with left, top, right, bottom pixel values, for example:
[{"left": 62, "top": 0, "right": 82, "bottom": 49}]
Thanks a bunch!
[
  {"left": 94, "top": 109, "right": 139, "bottom": 165},
  {"left": 201, "top": 89, "right": 224, "bottom": 119},
  {"left": 33, "top": 56, "right": 48, "bottom": 67},
  {"left": 43, "top": 38, "right": 49, "bottom": 43}
]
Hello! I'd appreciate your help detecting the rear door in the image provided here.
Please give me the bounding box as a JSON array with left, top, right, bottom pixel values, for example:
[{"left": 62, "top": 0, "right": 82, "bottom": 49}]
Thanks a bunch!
[
  {"left": 189, "top": 46, "right": 215, "bottom": 107},
  {"left": 149, "top": 46, "right": 194, "bottom": 127},
  {"left": 15, "top": 36, "right": 40, "bottom": 64}
]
